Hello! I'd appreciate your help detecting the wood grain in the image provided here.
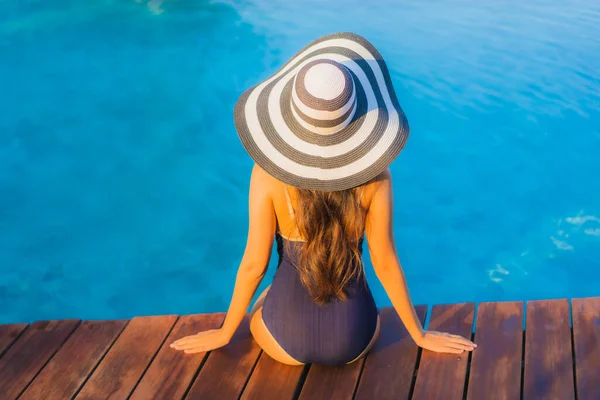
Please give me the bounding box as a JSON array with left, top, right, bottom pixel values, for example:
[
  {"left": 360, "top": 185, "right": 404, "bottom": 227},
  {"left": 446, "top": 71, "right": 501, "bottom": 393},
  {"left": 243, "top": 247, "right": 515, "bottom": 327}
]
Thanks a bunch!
[
  {"left": 466, "top": 301, "right": 523, "bottom": 400},
  {"left": 354, "top": 306, "right": 428, "bottom": 400},
  {"left": 20, "top": 320, "right": 128, "bottom": 400},
  {"left": 411, "top": 303, "right": 475, "bottom": 400},
  {"left": 130, "top": 313, "right": 225, "bottom": 400},
  {"left": 0, "top": 320, "right": 80, "bottom": 400},
  {"left": 186, "top": 316, "right": 262, "bottom": 400},
  {"left": 0, "top": 323, "right": 28, "bottom": 358},
  {"left": 240, "top": 353, "right": 307, "bottom": 400},
  {"left": 75, "top": 315, "right": 178, "bottom": 400},
  {"left": 0, "top": 297, "right": 589, "bottom": 399},
  {"left": 298, "top": 358, "right": 363, "bottom": 400},
  {"left": 523, "top": 299, "right": 574, "bottom": 400},
  {"left": 571, "top": 297, "right": 600, "bottom": 400}
]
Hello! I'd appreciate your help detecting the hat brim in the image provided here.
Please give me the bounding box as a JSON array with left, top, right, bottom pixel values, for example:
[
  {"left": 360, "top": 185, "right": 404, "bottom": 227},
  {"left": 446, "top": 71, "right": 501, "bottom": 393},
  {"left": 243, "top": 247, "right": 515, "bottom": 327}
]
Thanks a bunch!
[{"left": 234, "top": 32, "right": 409, "bottom": 192}]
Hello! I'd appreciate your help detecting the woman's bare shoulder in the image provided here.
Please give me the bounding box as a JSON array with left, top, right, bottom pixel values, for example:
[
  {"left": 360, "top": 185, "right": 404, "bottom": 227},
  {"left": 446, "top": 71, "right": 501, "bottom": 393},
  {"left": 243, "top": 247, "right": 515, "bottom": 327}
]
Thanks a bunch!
[
  {"left": 251, "top": 164, "right": 391, "bottom": 198},
  {"left": 363, "top": 168, "right": 392, "bottom": 202},
  {"left": 376, "top": 167, "right": 392, "bottom": 183},
  {"left": 251, "top": 164, "right": 280, "bottom": 192}
]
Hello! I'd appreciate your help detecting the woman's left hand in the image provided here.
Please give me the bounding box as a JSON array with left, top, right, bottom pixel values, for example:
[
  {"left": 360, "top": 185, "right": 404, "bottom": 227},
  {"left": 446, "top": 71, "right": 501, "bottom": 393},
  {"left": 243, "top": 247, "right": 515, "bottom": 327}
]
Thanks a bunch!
[{"left": 170, "top": 329, "right": 231, "bottom": 354}]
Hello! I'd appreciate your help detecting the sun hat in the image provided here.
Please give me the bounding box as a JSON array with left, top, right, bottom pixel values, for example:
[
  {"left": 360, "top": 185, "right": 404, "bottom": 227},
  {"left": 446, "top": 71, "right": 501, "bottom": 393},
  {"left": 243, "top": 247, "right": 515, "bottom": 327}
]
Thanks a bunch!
[{"left": 234, "top": 32, "right": 409, "bottom": 192}]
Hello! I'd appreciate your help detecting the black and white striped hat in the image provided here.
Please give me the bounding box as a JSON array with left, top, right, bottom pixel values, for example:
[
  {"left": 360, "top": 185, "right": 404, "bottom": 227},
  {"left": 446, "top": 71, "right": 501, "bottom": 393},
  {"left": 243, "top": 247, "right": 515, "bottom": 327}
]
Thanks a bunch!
[{"left": 234, "top": 32, "right": 409, "bottom": 192}]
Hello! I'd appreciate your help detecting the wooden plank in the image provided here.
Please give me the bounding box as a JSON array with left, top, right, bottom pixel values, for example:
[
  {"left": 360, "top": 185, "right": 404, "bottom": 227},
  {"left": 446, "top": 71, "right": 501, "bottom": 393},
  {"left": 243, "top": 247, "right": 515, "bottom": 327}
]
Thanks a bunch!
[
  {"left": 354, "top": 305, "right": 428, "bottom": 400},
  {"left": 523, "top": 299, "right": 575, "bottom": 400},
  {"left": 240, "top": 353, "right": 306, "bottom": 400},
  {"left": 411, "top": 303, "right": 475, "bottom": 400},
  {"left": 75, "top": 315, "right": 178, "bottom": 400},
  {"left": 466, "top": 301, "right": 523, "bottom": 400},
  {"left": 130, "top": 313, "right": 225, "bottom": 400},
  {"left": 20, "top": 320, "right": 128, "bottom": 400},
  {"left": 298, "top": 358, "right": 363, "bottom": 400},
  {"left": 0, "top": 323, "right": 28, "bottom": 358},
  {"left": 185, "top": 316, "right": 262, "bottom": 400},
  {"left": 0, "top": 319, "right": 80, "bottom": 400},
  {"left": 572, "top": 297, "right": 600, "bottom": 400}
]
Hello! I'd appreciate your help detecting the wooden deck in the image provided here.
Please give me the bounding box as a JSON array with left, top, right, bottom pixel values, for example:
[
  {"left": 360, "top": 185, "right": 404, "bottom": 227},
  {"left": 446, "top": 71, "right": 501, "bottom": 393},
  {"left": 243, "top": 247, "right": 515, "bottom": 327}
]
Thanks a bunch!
[{"left": 0, "top": 297, "right": 599, "bottom": 400}]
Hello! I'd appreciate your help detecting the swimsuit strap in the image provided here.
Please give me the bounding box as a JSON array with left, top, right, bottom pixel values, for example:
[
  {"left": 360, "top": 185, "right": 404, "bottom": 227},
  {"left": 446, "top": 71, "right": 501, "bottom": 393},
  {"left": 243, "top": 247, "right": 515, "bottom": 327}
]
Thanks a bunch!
[
  {"left": 284, "top": 185, "right": 301, "bottom": 238},
  {"left": 283, "top": 185, "right": 296, "bottom": 220}
]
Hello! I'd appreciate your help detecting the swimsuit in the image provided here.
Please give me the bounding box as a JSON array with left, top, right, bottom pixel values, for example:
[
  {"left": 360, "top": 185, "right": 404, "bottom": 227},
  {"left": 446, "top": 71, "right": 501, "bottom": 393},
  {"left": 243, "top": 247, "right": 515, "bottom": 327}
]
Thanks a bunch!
[{"left": 261, "top": 187, "right": 378, "bottom": 365}]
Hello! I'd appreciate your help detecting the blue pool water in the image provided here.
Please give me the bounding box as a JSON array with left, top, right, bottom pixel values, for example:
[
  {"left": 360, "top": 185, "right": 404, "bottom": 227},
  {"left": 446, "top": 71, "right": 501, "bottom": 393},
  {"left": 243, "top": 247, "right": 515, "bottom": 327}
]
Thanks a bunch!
[{"left": 1, "top": 0, "right": 599, "bottom": 323}]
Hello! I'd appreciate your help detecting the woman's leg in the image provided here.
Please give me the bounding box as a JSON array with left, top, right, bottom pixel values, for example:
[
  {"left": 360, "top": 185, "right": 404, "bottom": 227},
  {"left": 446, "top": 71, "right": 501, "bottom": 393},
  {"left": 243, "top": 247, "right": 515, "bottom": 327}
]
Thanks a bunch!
[{"left": 249, "top": 286, "right": 304, "bottom": 366}]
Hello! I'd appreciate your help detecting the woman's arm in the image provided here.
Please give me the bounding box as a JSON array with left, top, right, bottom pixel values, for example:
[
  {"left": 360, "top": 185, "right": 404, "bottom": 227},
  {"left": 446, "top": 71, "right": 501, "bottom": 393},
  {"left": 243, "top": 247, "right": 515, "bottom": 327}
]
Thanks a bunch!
[
  {"left": 171, "top": 164, "right": 276, "bottom": 354},
  {"left": 366, "top": 169, "right": 476, "bottom": 354}
]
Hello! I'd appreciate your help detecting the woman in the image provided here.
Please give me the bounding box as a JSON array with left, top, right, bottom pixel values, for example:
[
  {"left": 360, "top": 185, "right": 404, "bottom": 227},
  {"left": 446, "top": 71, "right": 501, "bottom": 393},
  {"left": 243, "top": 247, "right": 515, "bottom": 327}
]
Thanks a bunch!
[{"left": 171, "top": 32, "right": 476, "bottom": 365}]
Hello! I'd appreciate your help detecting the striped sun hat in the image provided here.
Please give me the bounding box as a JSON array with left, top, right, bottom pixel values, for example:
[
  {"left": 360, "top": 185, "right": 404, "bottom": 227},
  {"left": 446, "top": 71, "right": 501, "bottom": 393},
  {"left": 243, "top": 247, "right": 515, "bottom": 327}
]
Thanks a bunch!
[{"left": 234, "top": 32, "right": 409, "bottom": 192}]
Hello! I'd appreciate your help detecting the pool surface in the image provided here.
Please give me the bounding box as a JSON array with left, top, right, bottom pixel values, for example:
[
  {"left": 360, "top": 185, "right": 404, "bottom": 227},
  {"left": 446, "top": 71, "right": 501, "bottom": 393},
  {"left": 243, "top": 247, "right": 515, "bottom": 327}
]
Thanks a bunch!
[{"left": 1, "top": 0, "right": 599, "bottom": 323}]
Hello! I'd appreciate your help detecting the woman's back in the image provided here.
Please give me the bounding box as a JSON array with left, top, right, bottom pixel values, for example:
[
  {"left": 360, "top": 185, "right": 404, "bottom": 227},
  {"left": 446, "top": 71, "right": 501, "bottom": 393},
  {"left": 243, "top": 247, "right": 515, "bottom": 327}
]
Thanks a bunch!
[
  {"left": 273, "top": 181, "right": 374, "bottom": 242},
  {"left": 261, "top": 181, "right": 378, "bottom": 365}
]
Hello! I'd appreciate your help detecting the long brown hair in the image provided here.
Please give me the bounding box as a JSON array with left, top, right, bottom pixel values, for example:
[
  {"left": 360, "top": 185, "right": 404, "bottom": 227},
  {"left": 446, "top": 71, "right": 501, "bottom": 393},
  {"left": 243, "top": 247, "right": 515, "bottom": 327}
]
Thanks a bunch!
[{"left": 287, "top": 185, "right": 367, "bottom": 304}]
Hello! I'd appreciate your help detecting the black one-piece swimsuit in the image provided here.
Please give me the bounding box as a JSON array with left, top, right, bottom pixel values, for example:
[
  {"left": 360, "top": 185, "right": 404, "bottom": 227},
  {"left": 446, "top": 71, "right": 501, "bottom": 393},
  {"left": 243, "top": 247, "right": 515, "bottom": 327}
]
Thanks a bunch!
[{"left": 261, "top": 187, "right": 378, "bottom": 365}]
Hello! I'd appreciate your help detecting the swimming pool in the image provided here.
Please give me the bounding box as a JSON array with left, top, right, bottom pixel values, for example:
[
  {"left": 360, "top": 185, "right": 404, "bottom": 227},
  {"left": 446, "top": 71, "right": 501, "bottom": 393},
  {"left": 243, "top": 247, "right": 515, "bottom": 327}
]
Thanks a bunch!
[{"left": 1, "top": 0, "right": 599, "bottom": 324}]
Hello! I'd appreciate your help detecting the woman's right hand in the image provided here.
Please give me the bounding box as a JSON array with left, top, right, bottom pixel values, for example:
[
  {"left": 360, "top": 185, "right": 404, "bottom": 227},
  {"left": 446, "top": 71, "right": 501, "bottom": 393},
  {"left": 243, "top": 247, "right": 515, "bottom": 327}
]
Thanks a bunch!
[{"left": 415, "top": 330, "right": 477, "bottom": 354}]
